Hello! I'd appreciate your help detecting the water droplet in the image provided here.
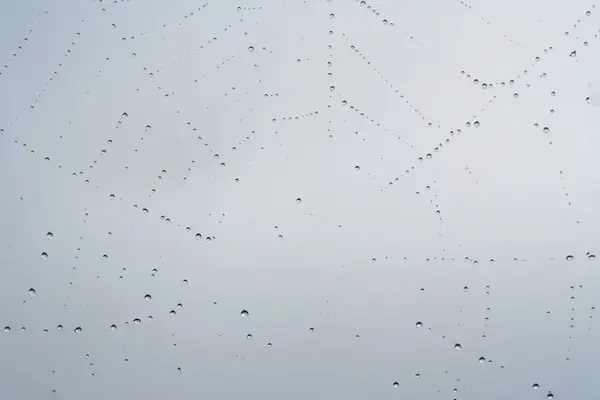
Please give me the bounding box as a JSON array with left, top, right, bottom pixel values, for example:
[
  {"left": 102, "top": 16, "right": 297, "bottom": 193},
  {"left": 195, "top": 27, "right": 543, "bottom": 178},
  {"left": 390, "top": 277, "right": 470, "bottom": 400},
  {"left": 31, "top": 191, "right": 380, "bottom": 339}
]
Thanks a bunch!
[
  {"left": 195, "top": 233, "right": 202, "bottom": 240},
  {"left": 74, "top": 326, "right": 82, "bottom": 334},
  {"left": 454, "top": 343, "right": 462, "bottom": 350},
  {"left": 41, "top": 252, "right": 48, "bottom": 259},
  {"left": 246, "top": 333, "right": 253, "bottom": 339},
  {"left": 144, "top": 294, "right": 152, "bottom": 300},
  {"left": 4, "top": 326, "right": 10, "bottom": 332},
  {"left": 479, "top": 356, "right": 486, "bottom": 363},
  {"left": 296, "top": 197, "right": 302, "bottom": 204},
  {"left": 392, "top": 382, "right": 399, "bottom": 388},
  {"left": 110, "top": 324, "right": 117, "bottom": 331},
  {"left": 240, "top": 309, "right": 249, "bottom": 317},
  {"left": 586, "top": 10, "right": 591, "bottom": 16},
  {"left": 474, "top": 121, "right": 480, "bottom": 128},
  {"left": 122, "top": 112, "right": 128, "bottom": 119},
  {"left": 533, "top": 383, "right": 540, "bottom": 390},
  {"left": 28, "top": 288, "right": 36, "bottom": 296},
  {"left": 309, "top": 327, "right": 315, "bottom": 332},
  {"left": 566, "top": 255, "right": 574, "bottom": 261},
  {"left": 329, "top": 13, "right": 335, "bottom": 19},
  {"left": 133, "top": 318, "right": 141, "bottom": 324},
  {"left": 248, "top": 46, "right": 254, "bottom": 52},
  {"left": 56, "top": 324, "right": 63, "bottom": 331},
  {"left": 589, "top": 254, "right": 596, "bottom": 260},
  {"left": 416, "top": 321, "right": 423, "bottom": 328},
  {"left": 170, "top": 310, "right": 176, "bottom": 316},
  {"left": 547, "top": 393, "right": 554, "bottom": 400},
  {"left": 47, "top": 232, "right": 53, "bottom": 239},
  {"left": 570, "top": 51, "right": 577, "bottom": 57},
  {"left": 543, "top": 127, "right": 550, "bottom": 133},
  {"left": 266, "top": 342, "right": 272, "bottom": 347},
  {"left": 109, "top": 194, "right": 115, "bottom": 199},
  {"left": 355, "top": 165, "right": 361, "bottom": 171}
]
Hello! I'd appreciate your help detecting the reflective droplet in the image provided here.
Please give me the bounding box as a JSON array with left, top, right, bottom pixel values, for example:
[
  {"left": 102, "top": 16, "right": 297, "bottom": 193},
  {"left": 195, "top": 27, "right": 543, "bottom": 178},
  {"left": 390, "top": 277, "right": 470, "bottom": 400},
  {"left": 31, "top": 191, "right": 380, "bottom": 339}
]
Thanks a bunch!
[
  {"left": 4, "top": 326, "right": 10, "bottom": 332},
  {"left": 479, "top": 356, "right": 486, "bottom": 363},
  {"left": 296, "top": 197, "right": 302, "bottom": 204},
  {"left": 473, "top": 121, "right": 480, "bottom": 128},
  {"left": 240, "top": 309, "right": 249, "bottom": 317},
  {"left": 46, "top": 232, "right": 53, "bottom": 239},
  {"left": 144, "top": 294, "right": 152, "bottom": 300},
  {"left": 248, "top": 46, "right": 254, "bottom": 52},
  {"left": 74, "top": 326, "right": 82, "bottom": 334},
  {"left": 586, "top": 10, "right": 591, "bottom": 16},
  {"left": 28, "top": 288, "right": 36, "bottom": 296},
  {"left": 56, "top": 324, "right": 63, "bottom": 331},
  {"left": 133, "top": 318, "right": 141, "bottom": 324},
  {"left": 533, "top": 383, "right": 540, "bottom": 390},
  {"left": 454, "top": 343, "right": 462, "bottom": 350},
  {"left": 566, "top": 255, "right": 574, "bottom": 261},
  {"left": 246, "top": 333, "right": 253, "bottom": 339},
  {"left": 170, "top": 310, "right": 176, "bottom": 316},
  {"left": 266, "top": 342, "right": 272, "bottom": 347},
  {"left": 122, "top": 112, "right": 128, "bottom": 119},
  {"left": 355, "top": 165, "right": 360, "bottom": 171},
  {"left": 589, "top": 254, "right": 596, "bottom": 260},
  {"left": 195, "top": 233, "right": 202, "bottom": 240},
  {"left": 392, "top": 382, "right": 399, "bottom": 388},
  {"left": 41, "top": 252, "right": 48, "bottom": 259},
  {"left": 309, "top": 327, "right": 315, "bottom": 332},
  {"left": 547, "top": 393, "right": 554, "bottom": 400},
  {"left": 570, "top": 51, "right": 577, "bottom": 57},
  {"left": 416, "top": 321, "right": 423, "bottom": 328},
  {"left": 543, "top": 127, "right": 550, "bottom": 133},
  {"left": 329, "top": 13, "right": 335, "bottom": 19},
  {"left": 110, "top": 324, "right": 117, "bottom": 331}
]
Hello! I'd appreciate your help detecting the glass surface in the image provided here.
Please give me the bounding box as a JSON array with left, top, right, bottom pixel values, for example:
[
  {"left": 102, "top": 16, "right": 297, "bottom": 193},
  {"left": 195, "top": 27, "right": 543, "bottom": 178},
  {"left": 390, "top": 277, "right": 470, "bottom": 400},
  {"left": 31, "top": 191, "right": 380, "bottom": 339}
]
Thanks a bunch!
[{"left": 1, "top": 0, "right": 599, "bottom": 398}]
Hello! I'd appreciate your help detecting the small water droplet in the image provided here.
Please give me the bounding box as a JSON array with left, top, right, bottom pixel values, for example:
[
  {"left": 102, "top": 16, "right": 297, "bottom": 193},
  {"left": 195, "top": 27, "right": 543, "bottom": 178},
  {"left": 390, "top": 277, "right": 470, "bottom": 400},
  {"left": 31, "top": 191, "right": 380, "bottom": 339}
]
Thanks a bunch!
[
  {"left": 144, "top": 294, "right": 152, "bottom": 300},
  {"left": 566, "top": 255, "right": 574, "bottom": 261},
  {"left": 473, "top": 121, "right": 480, "bottom": 127},
  {"left": 133, "top": 318, "right": 141, "bottom": 324},
  {"left": 309, "top": 327, "right": 315, "bottom": 332},
  {"left": 266, "top": 342, "right": 272, "bottom": 347},
  {"left": 56, "top": 324, "right": 63, "bottom": 331},
  {"left": 110, "top": 324, "right": 117, "bottom": 331},
  {"left": 479, "top": 356, "right": 486, "bottom": 363},
  {"left": 354, "top": 165, "right": 361, "bottom": 171},
  {"left": 240, "top": 309, "right": 249, "bottom": 317},
  {"left": 122, "top": 112, "right": 128, "bottom": 119},
  {"left": 589, "top": 254, "right": 596, "bottom": 260},
  {"left": 547, "top": 393, "right": 554, "bottom": 400},
  {"left": 543, "top": 127, "right": 550, "bottom": 133},
  {"left": 170, "top": 310, "right": 176, "bottom": 316},
  {"left": 4, "top": 326, "right": 10, "bottom": 332},
  {"left": 246, "top": 333, "right": 253, "bottom": 339},
  {"left": 195, "top": 233, "right": 202, "bottom": 240},
  {"left": 296, "top": 197, "right": 302, "bottom": 204},
  {"left": 392, "top": 382, "right": 399, "bottom": 388},
  {"left": 28, "top": 288, "right": 36, "bottom": 296},
  {"left": 416, "top": 321, "right": 423, "bottom": 328},
  {"left": 570, "top": 51, "right": 577, "bottom": 57},
  {"left": 248, "top": 46, "right": 254, "bottom": 52},
  {"left": 586, "top": 10, "right": 591, "bottom": 16},
  {"left": 74, "top": 326, "right": 82, "bottom": 334},
  {"left": 41, "top": 252, "right": 48, "bottom": 259},
  {"left": 455, "top": 343, "right": 462, "bottom": 350},
  {"left": 47, "top": 232, "right": 53, "bottom": 239},
  {"left": 533, "top": 383, "right": 540, "bottom": 390}
]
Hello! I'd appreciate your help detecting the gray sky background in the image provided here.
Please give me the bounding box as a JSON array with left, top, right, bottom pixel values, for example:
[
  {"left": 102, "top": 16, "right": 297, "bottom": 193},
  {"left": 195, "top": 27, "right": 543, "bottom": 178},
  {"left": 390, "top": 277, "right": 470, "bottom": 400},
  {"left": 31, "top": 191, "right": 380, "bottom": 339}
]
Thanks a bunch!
[{"left": 1, "top": 0, "right": 600, "bottom": 399}]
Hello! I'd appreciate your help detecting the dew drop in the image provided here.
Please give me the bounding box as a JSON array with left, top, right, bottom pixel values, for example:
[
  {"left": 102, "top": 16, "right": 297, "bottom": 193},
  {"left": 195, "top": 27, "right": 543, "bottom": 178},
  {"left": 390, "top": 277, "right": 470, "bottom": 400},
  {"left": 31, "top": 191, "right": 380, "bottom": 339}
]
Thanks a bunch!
[
  {"left": 122, "top": 112, "right": 128, "bottom": 119},
  {"left": 589, "top": 254, "right": 596, "bottom": 260},
  {"left": 570, "top": 51, "right": 577, "bottom": 57},
  {"left": 543, "top": 127, "right": 550, "bottom": 133},
  {"left": 296, "top": 197, "right": 302, "bottom": 204},
  {"left": 195, "top": 233, "right": 202, "bottom": 240},
  {"left": 355, "top": 165, "right": 360, "bottom": 171},
  {"left": 547, "top": 393, "right": 554, "bottom": 400},
  {"left": 170, "top": 310, "right": 176, "bottom": 316},
  {"left": 56, "top": 324, "right": 63, "bottom": 331}
]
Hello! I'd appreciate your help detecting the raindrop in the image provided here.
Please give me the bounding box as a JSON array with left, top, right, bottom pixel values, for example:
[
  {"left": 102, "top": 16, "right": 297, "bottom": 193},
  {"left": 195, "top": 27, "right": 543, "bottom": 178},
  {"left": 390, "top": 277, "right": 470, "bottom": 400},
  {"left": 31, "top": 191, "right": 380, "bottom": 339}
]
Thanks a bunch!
[
  {"left": 41, "top": 252, "right": 48, "bottom": 259},
  {"left": 473, "top": 121, "right": 480, "bottom": 128},
  {"left": 28, "top": 288, "right": 36, "bottom": 296},
  {"left": 240, "top": 309, "right": 249, "bottom": 317},
  {"left": 56, "top": 324, "right": 63, "bottom": 331},
  {"left": 533, "top": 383, "right": 540, "bottom": 390},
  {"left": 392, "top": 382, "right": 399, "bottom": 388},
  {"left": 4, "top": 326, "right": 10, "bottom": 332},
  {"left": 74, "top": 326, "right": 82, "bottom": 334},
  {"left": 543, "top": 127, "right": 550, "bottom": 133},
  {"left": 296, "top": 197, "right": 302, "bottom": 204},
  {"left": 416, "top": 321, "right": 423, "bottom": 328},
  {"left": 479, "top": 356, "right": 486, "bottom": 363},
  {"left": 589, "top": 254, "right": 596, "bottom": 260},
  {"left": 170, "top": 310, "right": 176, "bottom": 316},
  {"left": 133, "top": 318, "right": 141, "bottom": 324},
  {"left": 46, "top": 232, "right": 53, "bottom": 239},
  {"left": 144, "top": 294, "right": 152, "bottom": 300},
  {"left": 248, "top": 46, "right": 254, "bottom": 52},
  {"left": 566, "top": 255, "right": 574, "bottom": 261},
  {"left": 246, "top": 333, "right": 253, "bottom": 339},
  {"left": 355, "top": 165, "right": 361, "bottom": 171},
  {"left": 547, "top": 393, "right": 554, "bottom": 400},
  {"left": 266, "top": 342, "right": 272, "bottom": 347},
  {"left": 586, "top": 10, "right": 591, "bottom": 16},
  {"left": 122, "top": 112, "right": 128, "bottom": 119},
  {"left": 454, "top": 343, "right": 462, "bottom": 350},
  {"left": 110, "top": 324, "right": 117, "bottom": 331},
  {"left": 570, "top": 51, "right": 577, "bottom": 57},
  {"left": 195, "top": 233, "right": 202, "bottom": 240}
]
